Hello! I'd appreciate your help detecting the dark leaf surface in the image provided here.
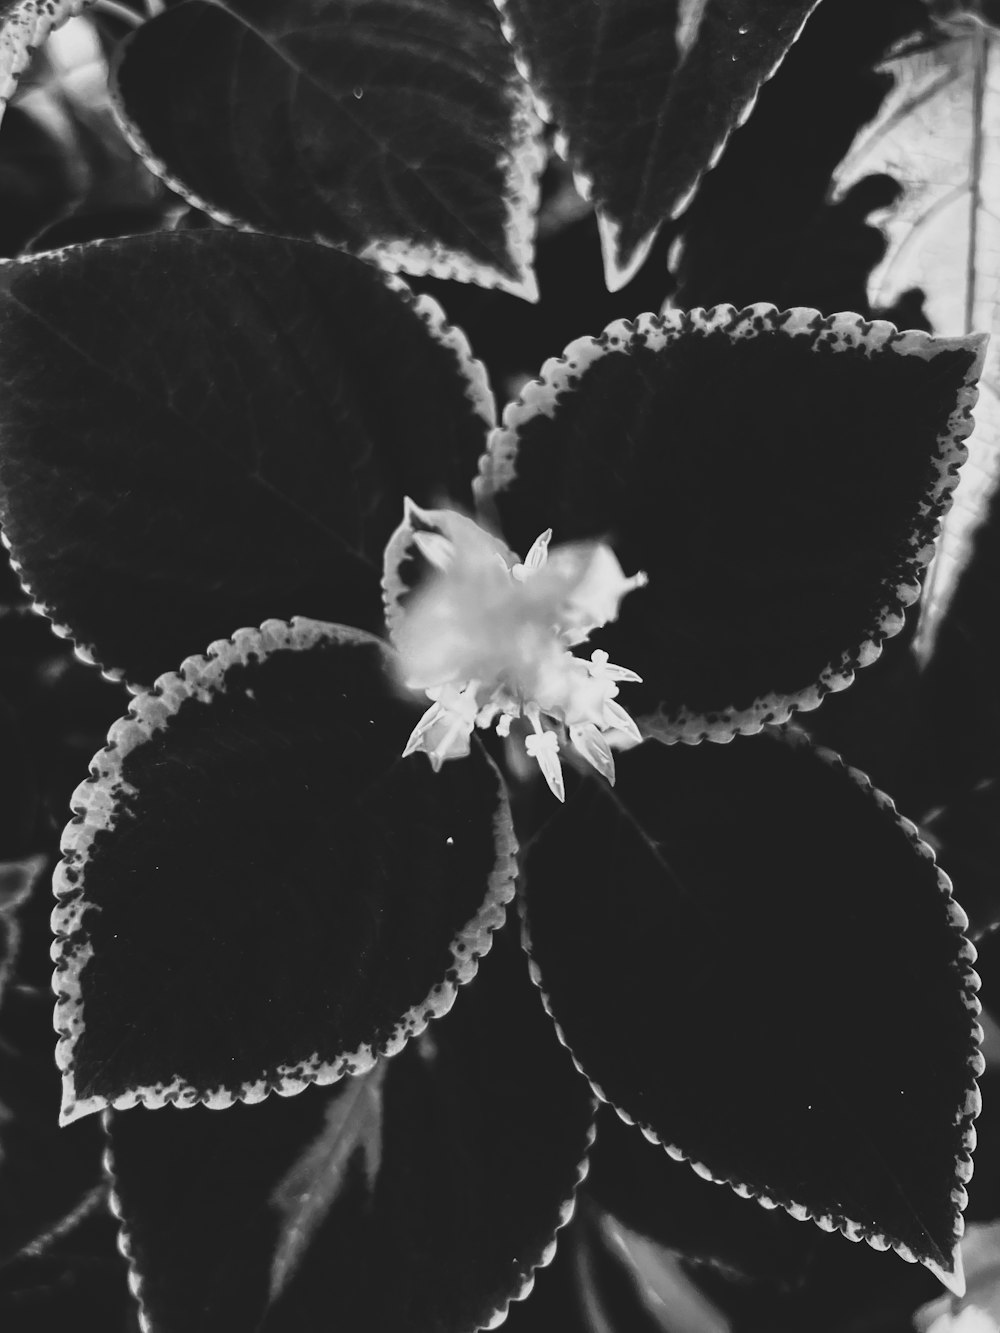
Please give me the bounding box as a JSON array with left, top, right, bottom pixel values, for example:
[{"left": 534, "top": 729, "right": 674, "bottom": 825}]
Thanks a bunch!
[
  {"left": 586, "top": 1106, "right": 816, "bottom": 1286},
  {"left": 499, "top": 0, "right": 819, "bottom": 286},
  {"left": 53, "top": 620, "right": 516, "bottom": 1123},
  {"left": 481, "top": 306, "right": 985, "bottom": 740},
  {"left": 521, "top": 729, "right": 982, "bottom": 1285},
  {"left": 114, "top": 0, "right": 542, "bottom": 298},
  {"left": 106, "top": 926, "right": 594, "bottom": 1333},
  {"left": 0, "top": 229, "right": 492, "bottom": 684}
]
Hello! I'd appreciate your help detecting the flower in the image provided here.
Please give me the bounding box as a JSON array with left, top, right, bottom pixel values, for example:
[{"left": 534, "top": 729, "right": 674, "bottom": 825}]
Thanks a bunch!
[{"left": 385, "top": 501, "right": 647, "bottom": 800}]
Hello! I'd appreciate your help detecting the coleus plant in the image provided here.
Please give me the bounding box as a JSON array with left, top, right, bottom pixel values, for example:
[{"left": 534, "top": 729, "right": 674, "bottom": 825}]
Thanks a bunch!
[{"left": 0, "top": 1, "right": 994, "bottom": 1331}]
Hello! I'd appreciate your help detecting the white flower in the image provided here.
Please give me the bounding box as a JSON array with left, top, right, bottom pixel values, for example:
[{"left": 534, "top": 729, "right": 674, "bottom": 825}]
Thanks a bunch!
[{"left": 389, "top": 503, "right": 647, "bottom": 801}]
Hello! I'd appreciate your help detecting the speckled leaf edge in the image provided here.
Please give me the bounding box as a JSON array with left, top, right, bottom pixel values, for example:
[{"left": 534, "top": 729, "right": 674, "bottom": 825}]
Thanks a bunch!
[
  {"left": 0, "top": 243, "right": 496, "bottom": 686},
  {"left": 491, "top": 0, "right": 820, "bottom": 290},
  {"left": 476, "top": 304, "right": 988, "bottom": 745},
  {"left": 52, "top": 617, "right": 519, "bottom": 1126},
  {"left": 0, "top": 0, "right": 92, "bottom": 122},
  {"left": 110, "top": 27, "right": 546, "bottom": 302},
  {"left": 104, "top": 1110, "right": 596, "bottom": 1333},
  {"left": 518, "top": 729, "right": 984, "bottom": 1297}
]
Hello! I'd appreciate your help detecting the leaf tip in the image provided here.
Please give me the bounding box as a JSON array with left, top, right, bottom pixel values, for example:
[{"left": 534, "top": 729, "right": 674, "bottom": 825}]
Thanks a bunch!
[
  {"left": 596, "top": 211, "right": 657, "bottom": 293},
  {"left": 929, "top": 1241, "right": 966, "bottom": 1299}
]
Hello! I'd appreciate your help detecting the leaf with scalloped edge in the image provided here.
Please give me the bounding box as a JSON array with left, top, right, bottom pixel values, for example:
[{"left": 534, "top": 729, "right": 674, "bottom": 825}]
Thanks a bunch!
[
  {"left": 521, "top": 728, "right": 983, "bottom": 1294},
  {"left": 104, "top": 925, "right": 595, "bottom": 1333},
  {"left": 495, "top": 0, "right": 819, "bottom": 289},
  {"left": 52, "top": 619, "right": 517, "bottom": 1125},
  {"left": 477, "top": 305, "right": 986, "bottom": 743},
  {"left": 112, "top": 0, "right": 543, "bottom": 300},
  {"left": 0, "top": 229, "right": 494, "bottom": 685},
  {"left": 833, "top": 15, "right": 1000, "bottom": 663}
]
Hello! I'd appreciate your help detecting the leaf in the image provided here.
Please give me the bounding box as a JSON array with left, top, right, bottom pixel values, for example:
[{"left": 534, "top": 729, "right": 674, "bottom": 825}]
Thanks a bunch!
[
  {"left": 0, "top": 229, "right": 494, "bottom": 684},
  {"left": 112, "top": 0, "right": 543, "bottom": 300},
  {"left": 833, "top": 16, "right": 1000, "bottom": 662},
  {"left": 0, "top": 853, "right": 43, "bottom": 1006},
  {"left": 496, "top": 0, "right": 819, "bottom": 289},
  {"left": 598, "top": 1213, "right": 733, "bottom": 1333},
  {"left": 52, "top": 619, "right": 517, "bottom": 1124},
  {"left": 585, "top": 1106, "right": 816, "bottom": 1285},
  {"left": 521, "top": 728, "right": 983, "bottom": 1290},
  {"left": 0, "top": 0, "right": 91, "bottom": 125},
  {"left": 477, "top": 305, "right": 986, "bottom": 742},
  {"left": 269, "top": 1062, "right": 385, "bottom": 1301},
  {"left": 915, "top": 1222, "right": 1000, "bottom": 1331},
  {"left": 104, "top": 925, "right": 596, "bottom": 1333},
  {"left": 923, "top": 781, "right": 1000, "bottom": 938}
]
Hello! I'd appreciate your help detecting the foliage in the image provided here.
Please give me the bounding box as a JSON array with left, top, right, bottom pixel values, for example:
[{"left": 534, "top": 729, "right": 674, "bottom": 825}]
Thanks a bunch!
[{"left": 0, "top": 1, "right": 998, "bottom": 1330}]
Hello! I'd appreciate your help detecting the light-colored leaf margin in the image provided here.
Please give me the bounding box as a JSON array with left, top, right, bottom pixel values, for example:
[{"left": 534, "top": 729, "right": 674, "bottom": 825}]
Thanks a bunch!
[
  {"left": 492, "top": 0, "right": 820, "bottom": 292},
  {"left": 109, "top": 19, "right": 545, "bottom": 302},
  {"left": 52, "top": 617, "right": 518, "bottom": 1127},
  {"left": 831, "top": 15, "right": 1000, "bottom": 664},
  {"left": 0, "top": 242, "right": 495, "bottom": 687},
  {"left": 0, "top": 0, "right": 92, "bottom": 124},
  {"left": 102, "top": 1051, "right": 597, "bottom": 1333},
  {"left": 519, "top": 729, "right": 985, "bottom": 1298},
  {"left": 475, "top": 304, "right": 988, "bottom": 744}
]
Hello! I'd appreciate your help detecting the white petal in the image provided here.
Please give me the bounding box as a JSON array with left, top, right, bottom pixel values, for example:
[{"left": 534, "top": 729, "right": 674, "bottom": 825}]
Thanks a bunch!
[
  {"left": 603, "top": 699, "right": 643, "bottom": 747},
  {"left": 413, "top": 530, "right": 456, "bottom": 571},
  {"left": 513, "top": 528, "right": 553, "bottom": 581},
  {"left": 570, "top": 723, "right": 616, "bottom": 785},
  {"left": 525, "top": 729, "right": 565, "bottom": 802}
]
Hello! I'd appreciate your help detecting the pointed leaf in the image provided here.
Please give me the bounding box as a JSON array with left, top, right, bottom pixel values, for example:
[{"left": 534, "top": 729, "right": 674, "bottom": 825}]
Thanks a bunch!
[
  {"left": 0, "top": 229, "right": 494, "bottom": 684},
  {"left": 521, "top": 728, "right": 983, "bottom": 1288},
  {"left": 497, "top": 0, "right": 819, "bottom": 288},
  {"left": 833, "top": 16, "right": 1000, "bottom": 661},
  {"left": 52, "top": 619, "right": 517, "bottom": 1124},
  {"left": 586, "top": 1106, "right": 816, "bottom": 1284},
  {"left": 478, "top": 306, "right": 986, "bottom": 741},
  {"left": 113, "top": 0, "right": 543, "bottom": 300},
  {"left": 105, "top": 926, "right": 595, "bottom": 1333}
]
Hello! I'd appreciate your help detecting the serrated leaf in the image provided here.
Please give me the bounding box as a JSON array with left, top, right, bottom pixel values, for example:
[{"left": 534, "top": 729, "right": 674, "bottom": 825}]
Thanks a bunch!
[
  {"left": 0, "top": 229, "right": 493, "bottom": 684},
  {"left": 521, "top": 728, "right": 982, "bottom": 1289},
  {"left": 112, "top": 0, "right": 543, "bottom": 299},
  {"left": 52, "top": 619, "right": 517, "bottom": 1124},
  {"left": 915, "top": 1222, "right": 1000, "bottom": 1331},
  {"left": 478, "top": 305, "right": 985, "bottom": 742},
  {"left": 105, "top": 926, "right": 595, "bottom": 1333},
  {"left": 0, "top": 0, "right": 91, "bottom": 123},
  {"left": 586, "top": 1106, "right": 815, "bottom": 1285},
  {"left": 833, "top": 16, "right": 1000, "bottom": 662},
  {"left": 496, "top": 0, "right": 819, "bottom": 289}
]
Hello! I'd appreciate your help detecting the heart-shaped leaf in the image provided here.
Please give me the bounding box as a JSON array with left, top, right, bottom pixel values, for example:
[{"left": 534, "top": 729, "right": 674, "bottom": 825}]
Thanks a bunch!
[
  {"left": 521, "top": 729, "right": 983, "bottom": 1290},
  {"left": 113, "top": 0, "right": 543, "bottom": 300},
  {"left": 478, "top": 306, "right": 986, "bottom": 742},
  {"left": 0, "top": 229, "right": 493, "bottom": 684},
  {"left": 52, "top": 618, "right": 517, "bottom": 1125},
  {"left": 105, "top": 925, "right": 595, "bottom": 1333},
  {"left": 497, "top": 0, "right": 819, "bottom": 288}
]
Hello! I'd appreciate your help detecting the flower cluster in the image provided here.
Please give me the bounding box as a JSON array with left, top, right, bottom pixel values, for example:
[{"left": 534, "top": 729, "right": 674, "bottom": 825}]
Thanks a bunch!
[{"left": 393, "top": 505, "right": 648, "bottom": 800}]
